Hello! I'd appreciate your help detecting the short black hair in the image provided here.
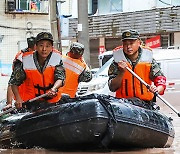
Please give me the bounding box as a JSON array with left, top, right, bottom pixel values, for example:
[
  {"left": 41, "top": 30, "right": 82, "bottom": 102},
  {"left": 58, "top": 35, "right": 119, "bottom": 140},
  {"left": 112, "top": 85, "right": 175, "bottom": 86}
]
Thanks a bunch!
[{"left": 27, "top": 37, "right": 36, "bottom": 48}]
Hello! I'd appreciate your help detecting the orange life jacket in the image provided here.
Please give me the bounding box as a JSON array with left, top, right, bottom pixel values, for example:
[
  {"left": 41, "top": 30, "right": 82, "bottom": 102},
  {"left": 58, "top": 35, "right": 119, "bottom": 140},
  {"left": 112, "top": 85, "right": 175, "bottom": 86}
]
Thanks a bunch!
[
  {"left": 60, "top": 54, "right": 86, "bottom": 98},
  {"left": 52, "top": 48, "right": 62, "bottom": 55},
  {"left": 22, "top": 51, "right": 62, "bottom": 103},
  {"left": 113, "top": 48, "right": 154, "bottom": 101},
  {"left": 15, "top": 48, "right": 34, "bottom": 62},
  {"left": 13, "top": 49, "right": 34, "bottom": 101}
]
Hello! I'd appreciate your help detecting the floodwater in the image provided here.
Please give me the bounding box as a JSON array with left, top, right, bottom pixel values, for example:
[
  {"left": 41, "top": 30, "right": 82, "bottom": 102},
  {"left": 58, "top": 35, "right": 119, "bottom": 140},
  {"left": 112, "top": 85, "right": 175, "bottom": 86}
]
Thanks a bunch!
[{"left": 0, "top": 91, "right": 179, "bottom": 154}]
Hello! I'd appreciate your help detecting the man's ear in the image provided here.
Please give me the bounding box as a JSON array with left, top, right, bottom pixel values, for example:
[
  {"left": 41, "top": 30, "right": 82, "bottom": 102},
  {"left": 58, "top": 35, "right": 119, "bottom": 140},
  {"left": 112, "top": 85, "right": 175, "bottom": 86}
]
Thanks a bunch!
[{"left": 138, "top": 39, "right": 142, "bottom": 45}]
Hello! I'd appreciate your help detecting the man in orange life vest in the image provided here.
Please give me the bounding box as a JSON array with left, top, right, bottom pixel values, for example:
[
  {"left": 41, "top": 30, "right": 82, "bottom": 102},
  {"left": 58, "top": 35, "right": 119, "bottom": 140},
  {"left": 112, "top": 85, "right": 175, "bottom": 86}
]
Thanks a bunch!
[
  {"left": 9, "top": 32, "right": 65, "bottom": 109},
  {"left": 3, "top": 37, "right": 36, "bottom": 111},
  {"left": 60, "top": 42, "right": 92, "bottom": 98},
  {"left": 108, "top": 29, "right": 166, "bottom": 103}
]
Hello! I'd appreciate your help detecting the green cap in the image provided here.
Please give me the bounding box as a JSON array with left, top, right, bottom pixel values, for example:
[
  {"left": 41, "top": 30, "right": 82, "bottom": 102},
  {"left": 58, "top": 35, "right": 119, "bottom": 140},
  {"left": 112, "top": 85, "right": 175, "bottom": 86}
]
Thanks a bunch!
[
  {"left": 122, "top": 30, "right": 139, "bottom": 41},
  {"left": 36, "top": 32, "right": 53, "bottom": 44},
  {"left": 70, "top": 42, "right": 84, "bottom": 55}
]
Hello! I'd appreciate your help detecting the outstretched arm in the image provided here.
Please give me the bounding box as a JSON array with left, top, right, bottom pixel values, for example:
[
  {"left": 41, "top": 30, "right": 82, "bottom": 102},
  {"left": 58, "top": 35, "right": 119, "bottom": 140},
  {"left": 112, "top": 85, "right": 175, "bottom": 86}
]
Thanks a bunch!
[
  {"left": 3, "top": 85, "right": 14, "bottom": 111},
  {"left": 48, "top": 79, "right": 64, "bottom": 97},
  {"left": 11, "top": 85, "right": 23, "bottom": 109}
]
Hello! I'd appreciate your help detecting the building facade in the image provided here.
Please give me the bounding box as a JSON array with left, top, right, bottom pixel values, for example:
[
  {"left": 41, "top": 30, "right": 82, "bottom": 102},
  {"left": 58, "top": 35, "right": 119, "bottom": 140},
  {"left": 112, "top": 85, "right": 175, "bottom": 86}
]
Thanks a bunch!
[
  {"left": 0, "top": 0, "right": 50, "bottom": 76},
  {"left": 60, "top": 0, "right": 180, "bottom": 68},
  {"left": 0, "top": 0, "right": 51, "bottom": 94}
]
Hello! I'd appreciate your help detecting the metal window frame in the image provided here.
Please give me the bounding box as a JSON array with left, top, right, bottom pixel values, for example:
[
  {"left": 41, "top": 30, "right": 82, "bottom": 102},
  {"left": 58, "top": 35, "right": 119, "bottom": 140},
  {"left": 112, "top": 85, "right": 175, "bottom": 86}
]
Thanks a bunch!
[
  {"left": 5, "top": 0, "right": 49, "bottom": 14},
  {"left": 110, "top": 0, "right": 122, "bottom": 12}
]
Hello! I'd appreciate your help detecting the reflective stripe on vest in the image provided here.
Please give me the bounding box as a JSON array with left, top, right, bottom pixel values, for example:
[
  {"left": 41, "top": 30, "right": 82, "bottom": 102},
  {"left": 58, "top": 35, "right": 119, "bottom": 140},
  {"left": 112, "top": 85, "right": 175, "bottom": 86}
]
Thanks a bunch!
[
  {"left": 22, "top": 51, "right": 62, "bottom": 103},
  {"left": 13, "top": 51, "right": 33, "bottom": 100},
  {"left": 60, "top": 55, "right": 86, "bottom": 98},
  {"left": 16, "top": 50, "right": 34, "bottom": 62},
  {"left": 113, "top": 48, "right": 153, "bottom": 63},
  {"left": 63, "top": 56, "right": 85, "bottom": 75},
  {"left": 113, "top": 48, "right": 154, "bottom": 101}
]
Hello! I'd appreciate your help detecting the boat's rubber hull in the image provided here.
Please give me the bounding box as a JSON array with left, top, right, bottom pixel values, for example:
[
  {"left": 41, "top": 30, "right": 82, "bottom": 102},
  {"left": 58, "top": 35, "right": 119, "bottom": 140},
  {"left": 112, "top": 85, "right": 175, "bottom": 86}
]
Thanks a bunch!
[{"left": 0, "top": 94, "right": 175, "bottom": 149}]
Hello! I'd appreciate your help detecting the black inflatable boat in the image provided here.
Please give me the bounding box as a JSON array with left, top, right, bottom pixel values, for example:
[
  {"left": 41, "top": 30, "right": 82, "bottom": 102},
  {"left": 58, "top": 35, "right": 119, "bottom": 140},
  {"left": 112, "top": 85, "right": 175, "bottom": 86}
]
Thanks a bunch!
[{"left": 0, "top": 94, "right": 174, "bottom": 150}]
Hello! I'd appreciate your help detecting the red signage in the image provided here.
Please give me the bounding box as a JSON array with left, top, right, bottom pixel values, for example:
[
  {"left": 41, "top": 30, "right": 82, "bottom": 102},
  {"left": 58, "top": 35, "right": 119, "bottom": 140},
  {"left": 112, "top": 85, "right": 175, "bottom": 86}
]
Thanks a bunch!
[
  {"left": 99, "top": 46, "right": 105, "bottom": 55},
  {"left": 145, "top": 35, "right": 161, "bottom": 48}
]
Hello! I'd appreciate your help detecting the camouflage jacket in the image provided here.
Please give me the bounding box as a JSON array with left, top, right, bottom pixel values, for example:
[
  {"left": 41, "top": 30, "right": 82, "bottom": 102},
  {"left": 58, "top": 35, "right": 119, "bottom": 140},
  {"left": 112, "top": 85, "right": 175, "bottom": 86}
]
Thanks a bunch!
[
  {"left": 9, "top": 51, "right": 66, "bottom": 86},
  {"left": 108, "top": 47, "right": 165, "bottom": 82}
]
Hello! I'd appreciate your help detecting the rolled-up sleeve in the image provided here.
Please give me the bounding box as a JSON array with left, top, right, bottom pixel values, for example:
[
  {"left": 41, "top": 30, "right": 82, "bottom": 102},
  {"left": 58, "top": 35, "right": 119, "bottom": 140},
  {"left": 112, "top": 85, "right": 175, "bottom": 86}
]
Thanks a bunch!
[
  {"left": 8, "top": 60, "right": 26, "bottom": 86},
  {"left": 54, "top": 60, "right": 66, "bottom": 83},
  {"left": 108, "top": 61, "right": 120, "bottom": 81},
  {"left": 150, "top": 58, "right": 165, "bottom": 80},
  {"left": 78, "top": 67, "right": 92, "bottom": 83}
]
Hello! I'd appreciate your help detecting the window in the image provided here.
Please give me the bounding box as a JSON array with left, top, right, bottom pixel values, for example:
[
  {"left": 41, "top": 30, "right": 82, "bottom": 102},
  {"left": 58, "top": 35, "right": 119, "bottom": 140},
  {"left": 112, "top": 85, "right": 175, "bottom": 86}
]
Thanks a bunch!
[
  {"left": 89, "top": 0, "right": 98, "bottom": 15},
  {"left": 110, "top": 0, "right": 122, "bottom": 12},
  {"left": 157, "top": 0, "right": 180, "bottom": 7},
  {"left": 5, "top": 0, "right": 49, "bottom": 14},
  {"left": 19, "top": 0, "right": 29, "bottom": 10},
  {"left": 98, "top": 0, "right": 122, "bottom": 15}
]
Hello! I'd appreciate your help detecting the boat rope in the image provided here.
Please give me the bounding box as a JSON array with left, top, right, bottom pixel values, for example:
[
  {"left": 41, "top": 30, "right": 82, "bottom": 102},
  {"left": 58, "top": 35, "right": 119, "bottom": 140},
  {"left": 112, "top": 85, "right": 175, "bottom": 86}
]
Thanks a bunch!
[
  {"left": 97, "top": 95, "right": 117, "bottom": 123},
  {"left": 96, "top": 95, "right": 117, "bottom": 148}
]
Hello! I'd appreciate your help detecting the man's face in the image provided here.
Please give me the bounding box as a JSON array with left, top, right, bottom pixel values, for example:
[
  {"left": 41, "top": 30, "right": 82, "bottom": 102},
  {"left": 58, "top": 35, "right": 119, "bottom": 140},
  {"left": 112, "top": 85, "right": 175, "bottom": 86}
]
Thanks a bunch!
[
  {"left": 69, "top": 52, "right": 82, "bottom": 59},
  {"left": 122, "top": 39, "right": 141, "bottom": 56},
  {"left": 36, "top": 40, "right": 53, "bottom": 59}
]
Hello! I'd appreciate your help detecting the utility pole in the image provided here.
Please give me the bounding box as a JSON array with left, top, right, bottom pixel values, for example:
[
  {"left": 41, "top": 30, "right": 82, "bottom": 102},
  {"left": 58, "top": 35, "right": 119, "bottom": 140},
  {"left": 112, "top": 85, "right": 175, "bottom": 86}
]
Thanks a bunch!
[
  {"left": 78, "top": 0, "right": 90, "bottom": 66},
  {"left": 49, "top": 0, "right": 62, "bottom": 52}
]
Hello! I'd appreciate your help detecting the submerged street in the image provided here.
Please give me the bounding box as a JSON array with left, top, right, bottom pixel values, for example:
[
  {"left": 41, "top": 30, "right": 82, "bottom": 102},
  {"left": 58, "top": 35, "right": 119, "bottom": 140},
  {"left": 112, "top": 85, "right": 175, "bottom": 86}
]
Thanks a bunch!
[
  {"left": 0, "top": 90, "right": 179, "bottom": 154},
  {"left": 0, "top": 0, "right": 180, "bottom": 153}
]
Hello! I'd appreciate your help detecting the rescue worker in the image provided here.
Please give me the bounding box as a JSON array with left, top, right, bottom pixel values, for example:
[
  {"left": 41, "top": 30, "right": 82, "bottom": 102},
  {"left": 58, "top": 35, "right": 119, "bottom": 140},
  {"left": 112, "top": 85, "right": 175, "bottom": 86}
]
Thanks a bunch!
[
  {"left": 60, "top": 42, "right": 92, "bottom": 98},
  {"left": 108, "top": 29, "right": 166, "bottom": 103},
  {"left": 9, "top": 32, "right": 65, "bottom": 109},
  {"left": 3, "top": 37, "right": 36, "bottom": 111}
]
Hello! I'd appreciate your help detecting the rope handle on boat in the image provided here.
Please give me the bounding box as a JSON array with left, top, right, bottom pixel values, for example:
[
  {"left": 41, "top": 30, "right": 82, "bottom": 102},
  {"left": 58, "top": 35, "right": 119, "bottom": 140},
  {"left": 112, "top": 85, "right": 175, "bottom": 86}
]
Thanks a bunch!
[
  {"left": 126, "top": 67, "right": 180, "bottom": 117},
  {"left": 0, "top": 107, "right": 16, "bottom": 117},
  {"left": 0, "top": 93, "right": 49, "bottom": 117}
]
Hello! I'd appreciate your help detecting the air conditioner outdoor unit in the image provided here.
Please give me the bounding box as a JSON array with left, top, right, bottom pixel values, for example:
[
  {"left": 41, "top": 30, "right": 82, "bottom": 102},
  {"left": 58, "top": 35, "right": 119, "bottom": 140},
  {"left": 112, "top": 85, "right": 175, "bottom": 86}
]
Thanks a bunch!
[{"left": 7, "top": 0, "right": 15, "bottom": 11}]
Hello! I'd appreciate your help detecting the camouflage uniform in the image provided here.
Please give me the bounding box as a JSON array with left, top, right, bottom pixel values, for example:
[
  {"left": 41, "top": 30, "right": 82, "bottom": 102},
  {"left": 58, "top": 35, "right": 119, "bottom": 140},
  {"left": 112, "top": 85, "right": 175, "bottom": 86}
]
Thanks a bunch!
[
  {"left": 68, "top": 42, "right": 92, "bottom": 83},
  {"left": 78, "top": 61, "right": 92, "bottom": 83},
  {"left": 108, "top": 47, "right": 165, "bottom": 89},
  {"left": 8, "top": 51, "right": 66, "bottom": 86},
  {"left": 9, "top": 51, "right": 91, "bottom": 86}
]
